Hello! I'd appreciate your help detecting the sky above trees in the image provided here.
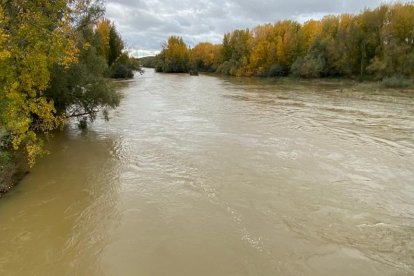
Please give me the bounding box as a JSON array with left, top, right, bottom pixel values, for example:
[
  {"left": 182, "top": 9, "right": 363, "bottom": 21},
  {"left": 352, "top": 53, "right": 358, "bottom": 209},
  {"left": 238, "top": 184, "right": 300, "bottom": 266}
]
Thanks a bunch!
[{"left": 106, "top": 0, "right": 411, "bottom": 57}]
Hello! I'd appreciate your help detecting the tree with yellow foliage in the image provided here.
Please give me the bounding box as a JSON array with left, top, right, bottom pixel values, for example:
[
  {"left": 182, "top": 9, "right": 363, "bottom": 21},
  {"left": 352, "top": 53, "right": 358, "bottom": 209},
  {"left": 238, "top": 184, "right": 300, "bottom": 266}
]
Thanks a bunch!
[
  {"left": 190, "top": 42, "right": 221, "bottom": 72},
  {"left": 0, "top": 0, "right": 78, "bottom": 166},
  {"left": 95, "top": 18, "right": 111, "bottom": 59},
  {"left": 157, "top": 3, "right": 414, "bottom": 83},
  {"left": 0, "top": 0, "right": 126, "bottom": 167},
  {"left": 156, "top": 36, "right": 190, "bottom": 73}
]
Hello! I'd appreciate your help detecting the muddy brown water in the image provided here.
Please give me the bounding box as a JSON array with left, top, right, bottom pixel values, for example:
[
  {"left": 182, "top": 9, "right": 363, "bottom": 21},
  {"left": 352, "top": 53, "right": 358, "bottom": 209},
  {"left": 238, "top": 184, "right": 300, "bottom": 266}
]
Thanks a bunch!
[{"left": 1, "top": 69, "right": 413, "bottom": 275}]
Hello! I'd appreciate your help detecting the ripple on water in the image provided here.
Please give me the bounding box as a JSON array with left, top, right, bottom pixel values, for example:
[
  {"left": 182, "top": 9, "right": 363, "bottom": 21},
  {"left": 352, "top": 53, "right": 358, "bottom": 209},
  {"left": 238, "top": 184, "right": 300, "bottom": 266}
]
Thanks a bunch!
[{"left": 0, "top": 70, "right": 413, "bottom": 275}]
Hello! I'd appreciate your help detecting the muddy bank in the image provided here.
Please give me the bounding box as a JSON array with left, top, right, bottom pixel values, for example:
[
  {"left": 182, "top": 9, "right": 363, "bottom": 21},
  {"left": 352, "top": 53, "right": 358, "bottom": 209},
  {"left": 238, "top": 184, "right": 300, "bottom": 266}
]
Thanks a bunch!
[{"left": 0, "top": 153, "right": 28, "bottom": 198}]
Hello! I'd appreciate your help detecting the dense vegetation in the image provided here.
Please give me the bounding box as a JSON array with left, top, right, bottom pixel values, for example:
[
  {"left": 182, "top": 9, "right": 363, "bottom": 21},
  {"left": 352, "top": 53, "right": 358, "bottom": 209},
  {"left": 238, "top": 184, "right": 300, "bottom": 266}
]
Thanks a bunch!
[
  {"left": 155, "top": 36, "right": 190, "bottom": 73},
  {"left": 0, "top": 0, "right": 136, "bottom": 167},
  {"left": 155, "top": 2, "right": 414, "bottom": 85},
  {"left": 139, "top": 56, "right": 157, "bottom": 68}
]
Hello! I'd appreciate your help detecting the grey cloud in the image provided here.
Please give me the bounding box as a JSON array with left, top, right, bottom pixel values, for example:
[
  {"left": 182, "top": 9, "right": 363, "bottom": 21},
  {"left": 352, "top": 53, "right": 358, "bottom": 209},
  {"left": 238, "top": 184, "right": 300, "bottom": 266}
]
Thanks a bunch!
[{"left": 106, "top": 0, "right": 411, "bottom": 57}]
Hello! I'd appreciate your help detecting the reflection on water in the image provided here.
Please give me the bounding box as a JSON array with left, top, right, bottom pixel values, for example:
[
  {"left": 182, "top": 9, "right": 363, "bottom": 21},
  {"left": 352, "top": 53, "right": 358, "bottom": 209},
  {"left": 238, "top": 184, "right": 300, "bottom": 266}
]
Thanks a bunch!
[{"left": 0, "top": 69, "right": 413, "bottom": 275}]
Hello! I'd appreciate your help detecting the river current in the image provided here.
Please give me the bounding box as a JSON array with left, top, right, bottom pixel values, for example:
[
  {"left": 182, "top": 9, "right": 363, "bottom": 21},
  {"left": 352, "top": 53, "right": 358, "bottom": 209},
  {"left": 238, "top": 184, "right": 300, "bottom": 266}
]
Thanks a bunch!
[{"left": 0, "top": 69, "right": 413, "bottom": 275}]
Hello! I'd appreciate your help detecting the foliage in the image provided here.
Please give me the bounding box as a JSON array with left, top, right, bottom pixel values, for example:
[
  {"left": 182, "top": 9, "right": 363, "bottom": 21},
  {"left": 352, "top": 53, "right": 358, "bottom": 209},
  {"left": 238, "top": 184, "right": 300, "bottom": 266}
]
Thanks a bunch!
[
  {"left": 291, "top": 38, "right": 326, "bottom": 78},
  {"left": 108, "top": 23, "right": 124, "bottom": 66},
  {"left": 156, "top": 3, "right": 414, "bottom": 81},
  {"left": 94, "top": 18, "right": 135, "bottom": 78},
  {"left": 95, "top": 18, "right": 111, "bottom": 59},
  {"left": 139, "top": 56, "right": 157, "bottom": 68},
  {"left": 190, "top": 43, "right": 222, "bottom": 72},
  {"left": 0, "top": 1, "right": 131, "bottom": 166},
  {"left": 156, "top": 36, "right": 190, "bottom": 73},
  {"left": 108, "top": 53, "right": 134, "bottom": 78},
  {"left": 45, "top": 13, "right": 123, "bottom": 129},
  {"left": 45, "top": 43, "right": 120, "bottom": 124},
  {"left": 0, "top": 0, "right": 78, "bottom": 166},
  {"left": 218, "top": 29, "right": 252, "bottom": 76},
  {"left": 110, "top": 63, "right": 133, "bottom": 78},
  {"left": 127, "top": 58, "right": 142, "bottom": 71}
]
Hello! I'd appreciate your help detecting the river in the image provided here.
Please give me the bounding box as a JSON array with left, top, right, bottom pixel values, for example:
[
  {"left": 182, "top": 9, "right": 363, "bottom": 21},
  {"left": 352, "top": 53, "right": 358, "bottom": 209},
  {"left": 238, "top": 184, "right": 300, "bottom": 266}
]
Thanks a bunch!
[{"left": 0, "top": 69, "right": 413, "bottom": 275}]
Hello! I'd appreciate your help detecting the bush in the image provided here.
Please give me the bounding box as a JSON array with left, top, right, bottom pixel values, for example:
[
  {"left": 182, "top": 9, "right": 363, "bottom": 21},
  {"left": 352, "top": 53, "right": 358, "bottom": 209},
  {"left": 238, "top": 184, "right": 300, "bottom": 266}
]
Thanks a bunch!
[
  {"left": 291, "top": 55, "right": 325, "bottom": 78},
  {"left": 110, "top": 63, "right": 134, "bottom": 79},
  {"left": 216, "top": 60, "right": 238, "bottom": 75},
  {"left": 155, "top": 60, "right": 164, "bottom": 72},
  {"left": 139, "top": 56, "right": 157, "bottom": 68},
  {"left": 382, "top": 76, "right": 413, "bottom": 88},
  {"left": 108, "top": 53, "right": 135, "bottom": 79},
  {"left": 291, "top": 58, "right": 304, "bottom": 77}
]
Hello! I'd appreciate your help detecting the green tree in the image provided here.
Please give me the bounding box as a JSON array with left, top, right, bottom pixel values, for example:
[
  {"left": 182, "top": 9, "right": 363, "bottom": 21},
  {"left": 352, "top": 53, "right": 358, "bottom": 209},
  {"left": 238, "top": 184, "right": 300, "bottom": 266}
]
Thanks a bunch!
[
  {"left": 45, "top": 28, "right": 120, "bottom": 125},
  {"left": 217, "top": 29, "right": 252, "bottom": 76},
  {"left": 108, "top": 24, "right": 124, "bottom": 66},
  {"left": 291, "top": 38, "right": 327, "bottom": 78}
]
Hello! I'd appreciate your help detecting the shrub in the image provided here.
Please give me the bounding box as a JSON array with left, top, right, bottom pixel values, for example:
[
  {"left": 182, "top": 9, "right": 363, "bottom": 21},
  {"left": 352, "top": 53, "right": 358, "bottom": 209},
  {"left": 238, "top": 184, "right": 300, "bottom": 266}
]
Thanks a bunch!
[
  {"left": 291, "top": 55, "right": 325, "bottom": 78},
  {"left": 216, "top": 60, "right": 238, "bottom": 75},
  {"left": 110, "top": 63, "right": 134, "bottom": 79}
]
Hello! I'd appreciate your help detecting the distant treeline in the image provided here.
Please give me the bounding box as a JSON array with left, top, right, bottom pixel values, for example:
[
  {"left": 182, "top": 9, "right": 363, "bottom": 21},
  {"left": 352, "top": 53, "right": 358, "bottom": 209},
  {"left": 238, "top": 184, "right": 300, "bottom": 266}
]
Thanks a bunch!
[
  {"left": 154, "top": 3, "right": 414, "bottom": 83},
  {"left": 139, "top": 56, "right": 158, "bottom": 68},
  {"left": 0, "top": 0, "right": 138, "bottom": 166}
]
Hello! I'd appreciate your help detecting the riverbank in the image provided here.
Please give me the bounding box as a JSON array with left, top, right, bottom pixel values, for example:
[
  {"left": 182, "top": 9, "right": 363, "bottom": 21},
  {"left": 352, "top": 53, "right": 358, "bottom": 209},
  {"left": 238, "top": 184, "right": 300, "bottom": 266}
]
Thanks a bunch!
[
  {"left": 249, "top": 76, "right": 414, "bottom": 92},
  {"left": 152, "top": 69, "right": 414, "bottom": 94},
  {"left": 146, "top": 66, "right": 414, "bottom": 90},
  {"left": 0, "top": 152, "right": 27, "bottom": 198}
]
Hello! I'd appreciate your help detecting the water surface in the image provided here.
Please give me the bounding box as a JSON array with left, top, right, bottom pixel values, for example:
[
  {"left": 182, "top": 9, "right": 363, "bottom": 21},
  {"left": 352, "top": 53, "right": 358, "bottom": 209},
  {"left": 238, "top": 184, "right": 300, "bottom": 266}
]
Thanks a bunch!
[{"left": 1, "top": 69, "right": 413, "bottom": 275}]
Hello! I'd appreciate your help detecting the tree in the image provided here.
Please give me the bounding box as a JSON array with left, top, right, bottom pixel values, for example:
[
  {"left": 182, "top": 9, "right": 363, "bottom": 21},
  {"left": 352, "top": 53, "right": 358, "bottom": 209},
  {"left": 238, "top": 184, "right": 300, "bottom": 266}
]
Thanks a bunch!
[
  {"left": 369, "top": 3, "right": 414, "bottom": 78},
  {"left": 95, "top": 18, "right": 111, "bottom": 59},
  {"left": 355, "top": 9, "right": 380, "bottom": 77},
  {"left": 0, "top": 0, "right": 78, "bottom": 166},
  {"left": 249, "top": 24, "right": 277, "bottom": 76},
  {"left": 190, "top": 42, "right": 221, "bottom": 72},
  {"left": 216, "top": 29, "right": 252, "bottom": 76},
  {"left": 291, "top": 38, "right": 326, "bottom": 78},
  {"left": 110, "top": 53, "right": 135, "bottom": 78},
  {"left": 300, "top": 20, "right": 322, "bottom": 52},
  {"left": 45, "top": 5, "right": 129, "bottom": 125},
  {"left": 156, "top": 36, "right": 190, "bottom": 73},
  {"left": 108, "top": 23, "right": 124, "bottom": 66},
  {"left": 45, "top": 29, "right": 120, "bottom": 125},
  {"left": 0, "top": 0, "right": 131, "bottom": 166},
  {"left": 163, "top": 2, "right": 414, "bottom": 80}
]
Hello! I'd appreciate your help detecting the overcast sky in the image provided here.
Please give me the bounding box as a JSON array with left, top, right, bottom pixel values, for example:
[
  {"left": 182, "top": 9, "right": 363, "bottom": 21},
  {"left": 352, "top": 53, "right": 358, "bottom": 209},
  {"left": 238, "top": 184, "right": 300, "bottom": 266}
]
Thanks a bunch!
[{"left": 105, "top": 0, "right": 408, "bottom": 57}]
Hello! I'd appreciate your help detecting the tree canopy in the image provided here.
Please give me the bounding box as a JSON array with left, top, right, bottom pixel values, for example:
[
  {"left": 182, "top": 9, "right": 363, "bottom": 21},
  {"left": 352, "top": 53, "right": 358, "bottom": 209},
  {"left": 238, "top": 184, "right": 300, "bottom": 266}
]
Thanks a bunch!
[
  {"left": 0, "top": 0, "right": 136, "bottom": 166},
  {"left": 155, "top": 3, "right": 414, "bottom": 81},
  {"left": 155, "top": 36, "right": 190, "bottom": 73}
]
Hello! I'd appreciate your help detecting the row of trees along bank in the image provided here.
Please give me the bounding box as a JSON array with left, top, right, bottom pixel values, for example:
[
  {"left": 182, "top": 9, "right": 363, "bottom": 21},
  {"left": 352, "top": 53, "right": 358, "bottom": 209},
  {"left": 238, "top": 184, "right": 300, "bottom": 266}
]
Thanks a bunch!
[
  {"left": 154, "top": 2, "right": 414, "bottom": 86},
  {"left": 0, "top": 0, "right": 139, "bottom": 168}
]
